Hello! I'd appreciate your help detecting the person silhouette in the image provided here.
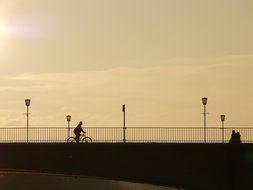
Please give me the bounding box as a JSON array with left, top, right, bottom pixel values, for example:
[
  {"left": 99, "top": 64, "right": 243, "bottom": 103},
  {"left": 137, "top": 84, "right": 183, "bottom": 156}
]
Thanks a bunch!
[
  {"left": 229, "top": 130, "right": 236, "bottom": 143},
  {"left": 74, "top": 121, "right": 84, "bottom": 143},
  {"left": 235, "top": 132, "right": 241, "bottom": 143},
  {"left": 229, "top": 130, "right": 241, "bottom": 143}
]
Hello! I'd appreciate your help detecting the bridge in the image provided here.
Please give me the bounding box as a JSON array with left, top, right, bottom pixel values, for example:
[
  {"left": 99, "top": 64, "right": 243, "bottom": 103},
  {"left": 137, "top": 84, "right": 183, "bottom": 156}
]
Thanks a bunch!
[
  {"left": 0, "top": 127, "right": 253, "bottom": 189},
  {"left": 0, "top": 143, "right": 253, "bottom": 190}
]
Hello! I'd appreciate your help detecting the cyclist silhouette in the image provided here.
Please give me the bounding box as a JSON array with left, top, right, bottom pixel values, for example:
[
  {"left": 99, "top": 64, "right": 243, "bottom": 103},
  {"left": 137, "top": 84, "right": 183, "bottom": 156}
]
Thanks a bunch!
[{"left": 74, "top": 121, "right": 84, "bottom": 143}]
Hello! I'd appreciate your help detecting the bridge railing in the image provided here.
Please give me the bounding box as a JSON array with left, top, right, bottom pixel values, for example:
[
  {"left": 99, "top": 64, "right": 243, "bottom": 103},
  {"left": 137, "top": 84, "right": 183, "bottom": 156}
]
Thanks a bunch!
[
  {"left": 0, "top": 127, "right": 252, "bottom": 143},
  {"left": 126, "top": 127, "right": 253, "bottom": 143}
]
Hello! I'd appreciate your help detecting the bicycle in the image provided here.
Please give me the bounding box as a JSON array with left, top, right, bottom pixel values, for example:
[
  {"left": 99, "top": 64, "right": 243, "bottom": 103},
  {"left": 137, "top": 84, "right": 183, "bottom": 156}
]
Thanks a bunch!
[{"left": 67, "top": 132, "right": 92, "bottom": 143}]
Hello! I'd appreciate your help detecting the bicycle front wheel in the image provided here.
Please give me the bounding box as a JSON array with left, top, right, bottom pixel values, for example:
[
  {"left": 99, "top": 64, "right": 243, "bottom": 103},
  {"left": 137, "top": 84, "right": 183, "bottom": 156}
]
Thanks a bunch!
[
  {"left": 82, "top": 137, "right": 92, "bottom": 143},
  {"left": 67, "top": 137, "right": 76, "bottom": 143}
]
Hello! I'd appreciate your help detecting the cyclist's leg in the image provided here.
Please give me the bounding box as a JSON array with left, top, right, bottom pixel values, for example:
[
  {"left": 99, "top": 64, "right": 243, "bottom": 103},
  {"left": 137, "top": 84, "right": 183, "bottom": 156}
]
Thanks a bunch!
[
  {"left": 74, "top": 132, "right": 79, "bottom": 143},
  {"left": 76, "top": 134, "right": 80, "bottom": 143}
]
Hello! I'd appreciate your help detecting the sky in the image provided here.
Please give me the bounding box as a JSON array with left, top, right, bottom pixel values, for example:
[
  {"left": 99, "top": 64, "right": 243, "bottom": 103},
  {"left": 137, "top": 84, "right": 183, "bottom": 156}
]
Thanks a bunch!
[{"left": 0, "top": 0, "right": 253, "bottom": 129}]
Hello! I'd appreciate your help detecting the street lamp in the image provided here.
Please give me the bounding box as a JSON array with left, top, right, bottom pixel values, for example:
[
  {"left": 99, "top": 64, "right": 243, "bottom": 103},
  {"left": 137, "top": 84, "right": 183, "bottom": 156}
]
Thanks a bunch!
[
  {"left": 220, "top": 114, "right": 225, "bottom": 143},
  {"left": 202, "top": 97, "right": 208, "bottom": 143},
  {"left": 25, "top": 99, "right": 31, "bottom": 143},
  {"left": 66, "top": 115, "right": 71, "bottom": 139}
]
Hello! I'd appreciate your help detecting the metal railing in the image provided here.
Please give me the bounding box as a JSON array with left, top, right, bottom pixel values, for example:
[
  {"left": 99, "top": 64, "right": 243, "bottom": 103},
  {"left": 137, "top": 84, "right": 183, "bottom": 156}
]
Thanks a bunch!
[{"left": 0, "top": 127, "right": 252, "bottom": 143}]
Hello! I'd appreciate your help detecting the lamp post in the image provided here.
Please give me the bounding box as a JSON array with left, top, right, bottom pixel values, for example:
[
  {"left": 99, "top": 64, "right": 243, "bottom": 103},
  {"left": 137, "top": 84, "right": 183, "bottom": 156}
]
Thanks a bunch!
[
  {"left": 66, "top": 115, "right": 71, "bottom": 139},
  {"left": 202, "top": 97, "right": 208, "bottom": 143},
  {"left": 25, "top": 99, "right": 31, "bottom": 143},
  {"left": 220, "top": 115, "right": 225, "bottom": 143}
]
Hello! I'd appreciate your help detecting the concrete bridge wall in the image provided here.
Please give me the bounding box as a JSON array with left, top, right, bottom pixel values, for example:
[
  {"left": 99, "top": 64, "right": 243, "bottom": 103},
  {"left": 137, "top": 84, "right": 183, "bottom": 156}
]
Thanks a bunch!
[{"left": 0, "top": 143, "right": 253, "bottom": 190}]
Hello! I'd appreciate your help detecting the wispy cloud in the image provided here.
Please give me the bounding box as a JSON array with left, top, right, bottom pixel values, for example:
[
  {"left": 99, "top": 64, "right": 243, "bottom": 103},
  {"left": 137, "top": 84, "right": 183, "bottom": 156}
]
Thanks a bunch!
[{"left": 0, "top": 55, "right": 253, "bottom": 127}]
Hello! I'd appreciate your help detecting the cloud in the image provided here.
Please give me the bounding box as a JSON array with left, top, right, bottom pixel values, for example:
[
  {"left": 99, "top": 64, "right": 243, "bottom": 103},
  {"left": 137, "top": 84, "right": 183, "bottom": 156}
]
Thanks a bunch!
[{"left": 0, "top": 54, "right": 253, "bottom": 128}]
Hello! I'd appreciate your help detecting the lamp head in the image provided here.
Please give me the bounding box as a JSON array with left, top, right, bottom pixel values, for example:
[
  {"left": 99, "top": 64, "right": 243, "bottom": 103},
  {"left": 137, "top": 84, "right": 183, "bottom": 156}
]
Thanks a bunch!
[
  {"left": 220, "top": 115, "right": 225, "bottom": 122},
  {"left": 25, "top": 99, "right": 31, "bottom": 106},
  {"left": 66, "top": 115, "right": 71, "bottom": 122},
  {"left": 202, "top": 97, "right": 208, "bottom": 105}
]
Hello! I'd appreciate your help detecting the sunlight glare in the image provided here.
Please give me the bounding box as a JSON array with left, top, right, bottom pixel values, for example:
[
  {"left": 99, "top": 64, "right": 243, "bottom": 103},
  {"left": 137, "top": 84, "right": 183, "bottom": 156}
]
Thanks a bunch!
[{"left": 0, "top": 21, "right": 7, "bottom": 36}]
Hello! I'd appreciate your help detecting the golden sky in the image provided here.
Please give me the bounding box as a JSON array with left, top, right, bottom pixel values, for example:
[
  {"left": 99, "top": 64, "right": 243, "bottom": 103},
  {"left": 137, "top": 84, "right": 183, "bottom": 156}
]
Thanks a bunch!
[{"left": 0, "top": 0, "right": 253, "bottom": 129}]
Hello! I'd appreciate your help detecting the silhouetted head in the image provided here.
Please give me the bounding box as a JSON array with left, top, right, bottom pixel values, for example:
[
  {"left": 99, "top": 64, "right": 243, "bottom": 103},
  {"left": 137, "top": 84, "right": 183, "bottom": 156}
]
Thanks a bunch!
[
  {"left": 79, "top": 121, "right": 83, "bottom": 125},
  {"left": 232, "top": 130, "right": 235, "bottom": 134}
]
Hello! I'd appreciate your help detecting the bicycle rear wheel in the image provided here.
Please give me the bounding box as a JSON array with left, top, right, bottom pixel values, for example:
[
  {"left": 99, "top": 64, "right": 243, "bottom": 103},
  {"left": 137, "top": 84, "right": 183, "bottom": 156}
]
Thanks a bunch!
[
  {"left": 82, "top": 137, "right": 92, "bottom": 143},
  {"left": 67, "top": 137, "right": 76, "bottom": 143}
]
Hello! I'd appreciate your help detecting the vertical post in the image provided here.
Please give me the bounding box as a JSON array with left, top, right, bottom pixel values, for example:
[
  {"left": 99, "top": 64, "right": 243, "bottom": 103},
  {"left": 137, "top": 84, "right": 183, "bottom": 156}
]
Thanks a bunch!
[
  {"left": 202, "top": 97, "right": 208, "bottom": 143},
  {"left": 68, "top": 121, "right": 70, "bottom": 139},
  {"left": 66, "top": 115, "right": 71, "bottom": 140},
  {"left": 26, "top": 105, "right": 29, "bottom": 143},
  {"left": 122, "top": 104, "right": 126, "bottom": 143},
  {"left": 25, "top": 99, "right": 31, "bottom": 143},
  {"left": 222, "top": 121, "right": 224, "bottom": 143},
  {"left": 204, "top": 104, "right": 206, "bottom": 143},
  {"left": 221, "top": 115, "right": 225, "bottom": 143}
]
